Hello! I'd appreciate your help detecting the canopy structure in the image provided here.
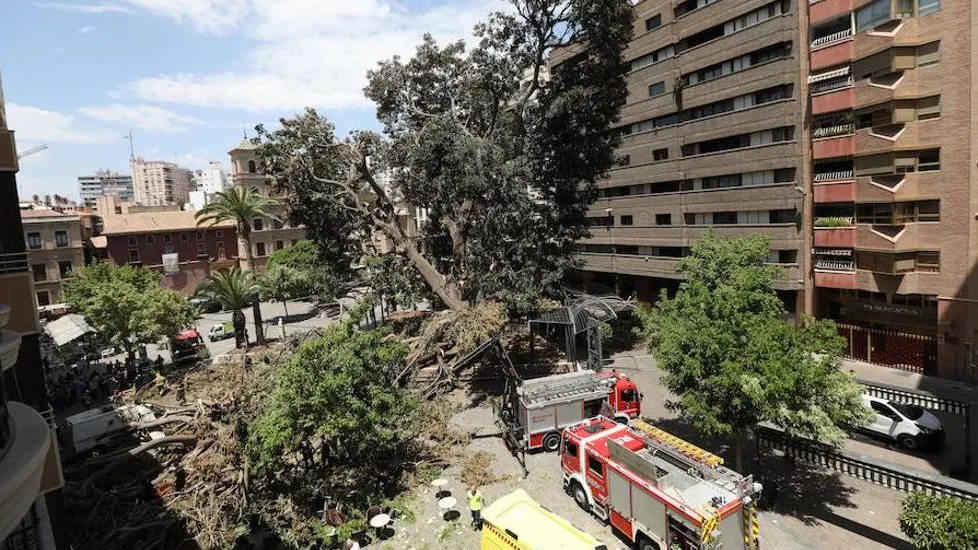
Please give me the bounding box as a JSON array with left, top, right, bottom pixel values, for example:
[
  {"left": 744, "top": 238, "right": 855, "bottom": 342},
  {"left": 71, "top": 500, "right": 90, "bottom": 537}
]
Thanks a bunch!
[
  {"left": 44, "top": 314, "right": 94, "bottom": 348},
  {"left": 528, "top": 291, "right": 636, "bottom": 370}
]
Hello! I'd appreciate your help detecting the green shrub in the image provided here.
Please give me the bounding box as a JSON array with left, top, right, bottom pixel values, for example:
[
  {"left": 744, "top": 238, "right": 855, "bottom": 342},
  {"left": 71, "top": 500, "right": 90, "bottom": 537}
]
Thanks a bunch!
[
  {"left": 814, "top": 217, "right": 853, "bottom": 228},
  {"left": 899, "top": 492, "right": 978, "bottom": 550}
]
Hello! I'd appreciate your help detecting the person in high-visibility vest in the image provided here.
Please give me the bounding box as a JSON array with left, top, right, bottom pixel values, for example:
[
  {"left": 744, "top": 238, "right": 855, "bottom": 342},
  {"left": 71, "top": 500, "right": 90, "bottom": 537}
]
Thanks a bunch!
[{"left": 467, "top": 484, "right": 483, "bottom": 530}]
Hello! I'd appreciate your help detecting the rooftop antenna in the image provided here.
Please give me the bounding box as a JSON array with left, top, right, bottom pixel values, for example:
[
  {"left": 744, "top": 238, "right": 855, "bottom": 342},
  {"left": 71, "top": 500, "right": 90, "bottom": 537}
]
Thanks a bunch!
[
  {"left": 242, "top": 124, "right": 248, "bottom": 140},
  {"left": 124, "top": 130, "right": 135, "bottom": 162}
]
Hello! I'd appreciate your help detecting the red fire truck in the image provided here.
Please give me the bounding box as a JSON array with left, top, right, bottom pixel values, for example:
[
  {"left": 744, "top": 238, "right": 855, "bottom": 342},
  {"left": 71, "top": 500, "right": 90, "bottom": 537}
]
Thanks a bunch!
[
  {"left": 560, "top": 417, "right": 761, "bottom": 550},
  {"left": 170, "top": 328, "right": 204, "bottom": 365},
  {"left": 497, "top": 370, "right": 641, "bottom": 453}
]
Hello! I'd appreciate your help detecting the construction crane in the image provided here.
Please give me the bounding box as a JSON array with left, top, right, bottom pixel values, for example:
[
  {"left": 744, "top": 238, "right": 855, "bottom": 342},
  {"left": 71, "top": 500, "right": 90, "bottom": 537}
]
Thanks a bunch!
[{"left": 18, "top": 144, "right": 47, "bottom": 160}]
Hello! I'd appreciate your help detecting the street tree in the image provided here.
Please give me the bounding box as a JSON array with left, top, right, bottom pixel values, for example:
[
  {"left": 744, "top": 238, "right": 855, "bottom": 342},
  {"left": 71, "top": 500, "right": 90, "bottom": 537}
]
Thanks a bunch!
[
  {"left": 247, "top": 311, "right": 415, "bottom": 477},
  {"left": 63, "top": 262, "right": 196, "bottom": 361},
  {"left": 900, "top": 492, "right": 978, "bottom": 550},
  {"left": 266, "top": 239, "right": 342, "bottom": 301},
  {"left": 255, "top": 0, "right": 633, "bottom": 314},
  {"left": 197, "top": 268, "right": 260, "bottom": 349},
  {"left": 635, "top": 232, "right": 871, "bottom": 470},
  {"left": 258, "top": 264, "right": 308, "bottom": 319},
  {"left": 195, "top": 186, "right": 279, "bottom": 272}
]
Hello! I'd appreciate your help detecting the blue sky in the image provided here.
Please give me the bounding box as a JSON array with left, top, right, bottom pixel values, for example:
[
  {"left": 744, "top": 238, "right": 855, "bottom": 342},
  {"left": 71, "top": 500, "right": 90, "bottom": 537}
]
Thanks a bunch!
[{"left": 2, "top": 0, "right": 502, "bottom": 200}]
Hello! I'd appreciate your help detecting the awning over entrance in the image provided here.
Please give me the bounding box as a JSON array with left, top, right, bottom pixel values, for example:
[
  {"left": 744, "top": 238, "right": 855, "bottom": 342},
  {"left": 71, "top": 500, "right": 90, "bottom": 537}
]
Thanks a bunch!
[{"left": 43, "top": 314, "right": 94, "bottom": 347}]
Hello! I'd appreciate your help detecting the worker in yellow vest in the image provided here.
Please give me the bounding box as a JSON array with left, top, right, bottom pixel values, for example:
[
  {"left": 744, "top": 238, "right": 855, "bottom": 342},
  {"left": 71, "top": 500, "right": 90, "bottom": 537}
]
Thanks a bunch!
[{"left": 467, "top": 484, "right": 484, "bottom": 530}]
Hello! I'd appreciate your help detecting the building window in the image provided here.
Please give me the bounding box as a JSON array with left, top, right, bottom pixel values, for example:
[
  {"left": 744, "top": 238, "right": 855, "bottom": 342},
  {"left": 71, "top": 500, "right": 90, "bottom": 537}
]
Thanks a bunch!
[
  {"left": 27, "top": 232, "right": 42, "bottom": 250},
  {"left": 216, "top": 230, "right": 223, "bottom": 238},
  {"left": 618, "top": 155, "right": 631, "bottom": 167},
  {"left": 197, "top": 242, "right": 208, "bottom": 258},
  {"left": 145, "top": 234, "right": 155, "bottom": 244},
  {"left": 55, "top": 230, "right": 69, "bottom": 247},
  {"left": 58, "top": 261, "right": 73, "bottom": 279},
  {"left": 273, "top": 220, "right": 284, "bottom": 230},
  {"left": 218, "top": 246, "right": 226, "bottom": 260},
  {"left": 163, "top": 234, "right": 172, "bottom": 244},
  {"left": 256, "top": 243, "right": 266, "bottom": 257},
  {"left": 129, "top": 249, "right": 140, "bottom": 263},
  {"left": 645, "top": 14, "right": 662, "bottom": 32},
  {"left": 196, "top": 231, "right": 204, "bottom": 241},
  {"left": 180, "top": 232, "right": 189, "bottom": 242},
  {"left": 275, "top": 240, "right": 284, "bottom": 250},
  {"left": 619, "top": 216, "right": 634, "bottom": 226},
  {"left": 128, "top": 236, "right": 138, "bottom": 247},
  {"left": 587, "top": 455, "right": 604, "bottom": 478},
  {"left": 253, "top": 218, "right": 264, "bottom": 231},
  {"left": 163, "top": 244, "right": 174, "bottom": 254},
  {"left": 856, "top": 0, "right": 892, "bottom": 31},
  {"left": 713, "top": 211, "right": 739, "bottom": 225},
  {"left": 36, "top": 291, "right": 50, "bottom": 307},
  {"left": 648, "top": 81, "right": 666, "bottom": 97},
  {"left": 655, "top": 213, "right": 672, "bottom": 226},
  {"left": 248, "top": 160, "right": 256, "bottom": 173},
  {"left": 31, "top": 264, "right": 47, "bottom": 282},
  {"left": 653, "top": 148, "right": 669, "bottom": 161},
  {"left": 918, "top": 0, "right": 940, "bottom": 16},
  {"left": 918, "top": 149, "right": 940, "bottom": 171}
]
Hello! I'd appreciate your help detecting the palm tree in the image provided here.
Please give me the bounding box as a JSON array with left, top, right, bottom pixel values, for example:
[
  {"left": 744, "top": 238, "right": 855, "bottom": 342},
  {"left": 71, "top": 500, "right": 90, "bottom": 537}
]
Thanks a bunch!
[
  {"left": 197, "top": 269, "right": 259, "bottom": 349},
  {"left": 195, "top": 186, "right": 279, "bottom": 272}
]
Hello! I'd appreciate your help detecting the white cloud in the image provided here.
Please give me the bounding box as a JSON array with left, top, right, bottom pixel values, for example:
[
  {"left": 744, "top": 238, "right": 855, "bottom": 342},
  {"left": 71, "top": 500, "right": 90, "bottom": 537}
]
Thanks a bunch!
[
  {"left": 78, "top": 26, "right": 95, "bottom": 33},
  {"left": 6, "top": 104, "right": 116, "bottom": 144},
  {"left": 119, "top": 0, "right": 504, "bottom": 112},
  {"left": 77, "top": 104, "right": 202, "bottom": 132},
  {"left": 34, "top": 2, "right": 133, "bottom": 14}
]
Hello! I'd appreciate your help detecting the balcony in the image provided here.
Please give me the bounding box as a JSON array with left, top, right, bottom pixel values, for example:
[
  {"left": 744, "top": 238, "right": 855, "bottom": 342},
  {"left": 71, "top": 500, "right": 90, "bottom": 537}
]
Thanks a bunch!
[
  {"left": 811, "top": 74, "right": 854, "bottom": 96},
  {"left": 814, "top": 180, "right": 856, "bottom": 203},
  {"left": 810, "top": 0, "right": 855, "bottom": 24},
  {"left": 815, "top": 259, "right": 855, "bottom": 272},
  {"left": 812, "top": 122, "right": 854, "bottom": 140},
  {"left": 815, "top": 227, "right": 856, "bottom": 248},
  {"left": 811, "top": 28, "right": 853, "bottom": 49},
  {"left": 813, "top": 135, "right": 856, "bottom": 160},
  {"left": 815, "top": 270, "right": 858, "bottom": 289},
  {"left": 0, "top": 402, "right": 52, "bottom": 540},
  {"left": 813, "top": 170, "right": 854, "bottom": 183}
]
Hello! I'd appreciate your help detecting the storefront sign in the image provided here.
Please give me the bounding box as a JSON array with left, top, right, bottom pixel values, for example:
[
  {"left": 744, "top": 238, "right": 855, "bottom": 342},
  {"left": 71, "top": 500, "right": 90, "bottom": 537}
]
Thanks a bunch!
[{"left": 162, "top": 253, "right": 180, "bottom": 275}]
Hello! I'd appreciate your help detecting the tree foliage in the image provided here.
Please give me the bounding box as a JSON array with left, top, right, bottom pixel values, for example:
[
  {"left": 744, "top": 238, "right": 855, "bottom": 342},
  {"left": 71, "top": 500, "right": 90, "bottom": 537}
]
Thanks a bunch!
[
  {"left": 63, "top": 262, "right": 196, "bottom": 356},
  {"left": 247, "top": 316, "right": 415, "bottom": 477},
  {"left": 255, "top": 0, "right": 633, "bottom": 313},
  {"left": 258, "top": 265, "right": 311, "bottom": 318},
  {"left": 266, "top": 239, "right": 342, "bottom": 301},
  {"left": 899, "top": 492, "right": 978, "bottom": 550},
  {"left": 635, "top": 233, "right": 871, "bottom": 469}
]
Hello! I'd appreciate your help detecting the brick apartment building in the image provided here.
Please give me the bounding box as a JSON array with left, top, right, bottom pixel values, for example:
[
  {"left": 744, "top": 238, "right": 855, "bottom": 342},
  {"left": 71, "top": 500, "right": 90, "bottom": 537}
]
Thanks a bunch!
[
  {"left": 227, "top": 139, "right": 305, "bottom": 271},
  {"left": 564, "top": 0, "right": 977, "bottom": 379},
  {"left": 560, "top": 0, "right": 810, "bottom": 315},
  {"left": 95, "top": 196, "right": 237, "bottom": 294},
  {"left": 807, "top": 0, "right": 977, "bottom": 379}
]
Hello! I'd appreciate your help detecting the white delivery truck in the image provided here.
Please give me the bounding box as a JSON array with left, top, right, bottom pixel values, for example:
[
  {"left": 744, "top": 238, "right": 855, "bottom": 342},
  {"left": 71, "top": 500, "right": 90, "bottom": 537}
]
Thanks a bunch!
[{"left": 63, "top": 404, "right": 157, "bottom": 456}]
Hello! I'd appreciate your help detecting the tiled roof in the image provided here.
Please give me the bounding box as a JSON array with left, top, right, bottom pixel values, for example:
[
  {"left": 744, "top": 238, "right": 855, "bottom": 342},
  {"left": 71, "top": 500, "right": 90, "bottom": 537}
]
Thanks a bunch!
[
  {"left": 100, "top": 210, "right": 234, "bottom": 235},
  {"left": 20, "top": 209, "right": 74, "bottom": 220},
  {"left": 228, "top": 139, "right": 258, "bottom": 153}
]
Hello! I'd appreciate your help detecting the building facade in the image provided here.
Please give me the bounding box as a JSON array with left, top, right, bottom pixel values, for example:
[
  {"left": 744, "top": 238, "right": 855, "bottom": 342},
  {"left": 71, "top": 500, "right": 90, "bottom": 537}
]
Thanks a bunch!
[
  {"left": 21, "top": 210, "right": 88, "bottom": 308},
  {"left": 78, "top": 169, "right": 133, "bottom": 209},
  {"left": 808, "top": 0, "right": 977, "bottom": 379},
  {"left": 565, "top": 0, "right": 811, "bottom": 315},
  {"left": 130, "top": 158, "right": 194, "bottom": 207},
  {"left": 195, "top": 161, "right": 229, "bottom": 194},
  {"left": 0, "top": 74, "right": 67, "bottom": 550},
  {"left": 96, "top": 196, "right": 237, "bottom": 294},
  {"left": 228, "top": 140, "right": 306, "bottom": 271}
]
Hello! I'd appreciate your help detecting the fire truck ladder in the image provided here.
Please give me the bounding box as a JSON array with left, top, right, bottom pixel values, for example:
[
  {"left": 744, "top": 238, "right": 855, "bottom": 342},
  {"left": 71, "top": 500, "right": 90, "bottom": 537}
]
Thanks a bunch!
[
  {"left": 631, "top": 420, "right": 747, "bottom": 495},
  {"left": 521, "top": 372, "right": 611, "bottom": 404}
]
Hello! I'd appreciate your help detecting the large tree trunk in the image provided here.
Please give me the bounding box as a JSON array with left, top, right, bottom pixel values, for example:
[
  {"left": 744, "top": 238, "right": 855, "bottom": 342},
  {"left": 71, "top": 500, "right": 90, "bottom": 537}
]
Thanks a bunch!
[
  {"left": 735, "top": 429, "right": 746, "bottom": 473},
  {"left": 252, "top": 301, "right": 265, "bottom": 345},
  {"left": 238, "top": 224, "right": 253, "bottom": 272},
  {"left": 232, "top": 309, "right": 247, "bottom": 349},
  {"left": 401, "top": 239, "right": 467, "bottom": 311}
]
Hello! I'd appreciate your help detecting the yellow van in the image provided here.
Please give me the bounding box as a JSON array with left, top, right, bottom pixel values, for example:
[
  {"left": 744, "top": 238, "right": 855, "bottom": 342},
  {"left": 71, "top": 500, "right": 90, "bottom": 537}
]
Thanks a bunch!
[{"left": 480, "top": 489, "right": 608, "bottom": 550}]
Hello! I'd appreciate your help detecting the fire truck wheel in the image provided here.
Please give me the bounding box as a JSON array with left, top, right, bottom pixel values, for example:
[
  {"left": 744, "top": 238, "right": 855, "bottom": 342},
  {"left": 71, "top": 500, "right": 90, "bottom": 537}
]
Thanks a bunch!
[
  {"left": 542, "top": 432, "right": 561, "bottom": 452},
  {"left": 636, "top": 536, "right": 661, "bottom": 550},
  {"left": 571, "top": 481, "right": 589, "bottom": 511}
]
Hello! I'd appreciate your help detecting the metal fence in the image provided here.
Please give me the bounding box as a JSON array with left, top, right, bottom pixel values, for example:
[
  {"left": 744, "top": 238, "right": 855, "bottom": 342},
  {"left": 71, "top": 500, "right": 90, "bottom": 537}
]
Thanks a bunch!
[
  {"left": 756, "top": 425, "right": 978, "bottom": 501},
  {"left": 859, "top": 381, "right": 970, "bottom": 416}
]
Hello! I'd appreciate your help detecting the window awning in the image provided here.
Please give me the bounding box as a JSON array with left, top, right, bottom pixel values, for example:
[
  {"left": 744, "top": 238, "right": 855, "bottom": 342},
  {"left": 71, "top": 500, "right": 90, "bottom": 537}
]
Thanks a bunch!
[{"left": 808, "top": 66, "right": 850, "bottom": 83}]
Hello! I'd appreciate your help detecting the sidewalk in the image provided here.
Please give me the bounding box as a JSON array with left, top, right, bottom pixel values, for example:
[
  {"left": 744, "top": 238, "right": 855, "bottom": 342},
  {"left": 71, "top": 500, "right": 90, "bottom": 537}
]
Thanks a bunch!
[{"left": 844, "top": 358, "right": 978, "bottom": 404}]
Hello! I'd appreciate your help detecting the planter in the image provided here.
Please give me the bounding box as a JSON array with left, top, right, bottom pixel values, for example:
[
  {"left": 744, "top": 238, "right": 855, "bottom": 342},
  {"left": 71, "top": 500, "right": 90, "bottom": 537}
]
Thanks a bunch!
[{"left": 0, "top": 330, "right": 22, "bottom": 370}]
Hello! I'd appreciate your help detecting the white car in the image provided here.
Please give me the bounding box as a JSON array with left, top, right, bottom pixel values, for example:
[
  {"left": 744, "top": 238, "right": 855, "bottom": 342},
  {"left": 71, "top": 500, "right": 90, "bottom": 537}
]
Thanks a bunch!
[{"left": 860, "top": 394, "right": 944, "bottom": 451}]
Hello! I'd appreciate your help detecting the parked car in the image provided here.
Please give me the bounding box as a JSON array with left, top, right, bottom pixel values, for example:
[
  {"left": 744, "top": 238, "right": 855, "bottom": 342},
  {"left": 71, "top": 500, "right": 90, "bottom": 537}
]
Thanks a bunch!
[
  {"left": 859, "top": 394, "right": 944, "bottom": 450},
  {"left": 190, "top": 297, "right": 221, "bottom": 313},
  {"left": 208, "top": 322, "right": 235, "bottom": 342}
]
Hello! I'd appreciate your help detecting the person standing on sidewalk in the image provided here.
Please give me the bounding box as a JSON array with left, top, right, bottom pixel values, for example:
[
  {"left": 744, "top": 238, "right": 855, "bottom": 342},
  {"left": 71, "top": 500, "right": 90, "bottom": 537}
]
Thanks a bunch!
[{"left": 467, "top": 484, "right": 483, "bottom": 530}]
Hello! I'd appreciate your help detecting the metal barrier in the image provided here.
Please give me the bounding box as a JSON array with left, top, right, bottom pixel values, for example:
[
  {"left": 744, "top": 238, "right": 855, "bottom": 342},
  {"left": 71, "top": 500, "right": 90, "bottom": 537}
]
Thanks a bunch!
[
  {"left": 859, "top": 381, "right": 970, "bottom": 417},
  {"left": 756, "top": 425, "right": 978, "bottom": 501}
]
